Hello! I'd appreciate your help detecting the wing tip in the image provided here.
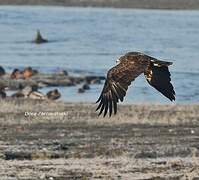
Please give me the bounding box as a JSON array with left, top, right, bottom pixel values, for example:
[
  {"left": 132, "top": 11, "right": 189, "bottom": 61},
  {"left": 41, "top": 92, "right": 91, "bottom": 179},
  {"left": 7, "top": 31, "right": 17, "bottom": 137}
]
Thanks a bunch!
[
  {"left": 167, "top": 92, "right": 176, "bottom": 102},
  {"left": 96, "top": 99, "right": 117, "bottom": 118},
  {"left": 170, "top": 95, "right": 176, "bottom": 102}
]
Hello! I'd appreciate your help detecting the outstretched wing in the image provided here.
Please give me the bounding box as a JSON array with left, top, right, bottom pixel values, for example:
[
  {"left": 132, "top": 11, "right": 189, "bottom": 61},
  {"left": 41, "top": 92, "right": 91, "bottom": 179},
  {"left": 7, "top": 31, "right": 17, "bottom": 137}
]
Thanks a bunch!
[
  {"left": 96, "top": 60, "right": 147, "bottom": 117},
  {"left": 144, "top": 62, "right": 175, "bottom": 101}
]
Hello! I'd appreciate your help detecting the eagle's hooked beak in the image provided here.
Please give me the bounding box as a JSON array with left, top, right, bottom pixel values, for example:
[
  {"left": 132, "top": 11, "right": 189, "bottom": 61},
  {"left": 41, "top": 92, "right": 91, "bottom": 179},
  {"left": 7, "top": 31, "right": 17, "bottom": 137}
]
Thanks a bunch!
[{"left": 116, "top": 59, "right": 120, "bottom": 64}]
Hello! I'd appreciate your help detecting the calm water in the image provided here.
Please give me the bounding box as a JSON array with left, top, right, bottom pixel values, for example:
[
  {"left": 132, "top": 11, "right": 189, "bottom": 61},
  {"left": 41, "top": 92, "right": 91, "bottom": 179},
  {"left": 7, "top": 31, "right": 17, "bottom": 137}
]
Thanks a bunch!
[{"left": 0, "top": 6, "right": 199, "bottom": 103}]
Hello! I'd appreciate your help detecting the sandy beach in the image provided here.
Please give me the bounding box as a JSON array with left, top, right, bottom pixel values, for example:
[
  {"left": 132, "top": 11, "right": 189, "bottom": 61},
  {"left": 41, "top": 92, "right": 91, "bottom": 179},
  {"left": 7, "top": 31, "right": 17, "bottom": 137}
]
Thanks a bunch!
[
  {"left": 1, "top": 0, "right": 199, "bottom": 9},
  {"left": 0, "top": 99, "right": 199, "bottom": 179}
]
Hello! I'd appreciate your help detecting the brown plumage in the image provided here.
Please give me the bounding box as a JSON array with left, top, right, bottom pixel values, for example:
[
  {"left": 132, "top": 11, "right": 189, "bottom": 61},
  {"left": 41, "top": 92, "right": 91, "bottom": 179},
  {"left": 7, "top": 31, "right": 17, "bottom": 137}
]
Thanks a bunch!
[{"left": 96, "top": 52, "right": 175, "bottom": 117}]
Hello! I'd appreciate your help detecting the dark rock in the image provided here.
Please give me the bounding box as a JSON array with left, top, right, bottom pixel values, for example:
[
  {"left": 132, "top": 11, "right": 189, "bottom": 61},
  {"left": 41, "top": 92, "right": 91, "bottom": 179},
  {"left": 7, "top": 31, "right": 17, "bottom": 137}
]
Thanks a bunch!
[
  {"left": 46, "top": 89, "right": 61, "bottom": 100},
  {"left": 82, "top": 83, "right": 90, "bottom": 90},
  {"left": 34, "top": 30, "right": 48, "bottom": 44}
]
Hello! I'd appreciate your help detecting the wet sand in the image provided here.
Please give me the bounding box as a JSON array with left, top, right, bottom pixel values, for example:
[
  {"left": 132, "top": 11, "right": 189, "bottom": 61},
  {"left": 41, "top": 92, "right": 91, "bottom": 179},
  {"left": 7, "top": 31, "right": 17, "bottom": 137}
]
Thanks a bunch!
[
  {"left": 0, "top": 99, "right": 199, "bottom": 179},
  {"left": 1, "top": 0, "right": 199, "bottom": 9}
]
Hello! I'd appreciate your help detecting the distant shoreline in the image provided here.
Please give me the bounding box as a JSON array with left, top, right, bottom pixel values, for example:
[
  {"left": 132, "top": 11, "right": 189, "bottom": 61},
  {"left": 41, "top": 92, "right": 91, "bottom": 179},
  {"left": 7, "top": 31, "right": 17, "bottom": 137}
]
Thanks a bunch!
[{"left": 1, "top": 0, "right": 199, "bottom": 9}]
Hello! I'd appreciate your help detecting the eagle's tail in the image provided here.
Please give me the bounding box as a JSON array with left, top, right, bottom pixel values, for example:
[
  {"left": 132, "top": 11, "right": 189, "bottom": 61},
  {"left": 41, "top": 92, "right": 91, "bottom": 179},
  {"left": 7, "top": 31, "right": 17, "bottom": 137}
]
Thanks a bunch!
[{"left": 144, "top": 60, "right": 175, "bottom": 101}]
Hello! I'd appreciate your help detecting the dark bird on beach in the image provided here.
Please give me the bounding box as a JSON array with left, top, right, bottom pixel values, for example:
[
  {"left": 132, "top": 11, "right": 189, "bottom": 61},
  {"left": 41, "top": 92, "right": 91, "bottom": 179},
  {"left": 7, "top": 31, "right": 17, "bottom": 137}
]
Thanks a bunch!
[
  {"left": 22, "top": 67, "right": 38, "bottom": 79},
  {"left": 34, "top": 30, "right": 48, "bottom": 44},
  {"left": 10, "top": 69, "right": 23, "bottom": 79},
  {"left": 11, "top": 67, "right": 38, "bottom": 79},
  {"left": 96, "top": 52, "right": 175, "bottom": 117},
  {"left": 12, "top": 85, "right": 46, "bottom": 99},
  {"left": 46, "top": 89, "right": 61, "bottom": 100},
  {"left": 82, "top": 83, "right": 90, "bottom": 90}
]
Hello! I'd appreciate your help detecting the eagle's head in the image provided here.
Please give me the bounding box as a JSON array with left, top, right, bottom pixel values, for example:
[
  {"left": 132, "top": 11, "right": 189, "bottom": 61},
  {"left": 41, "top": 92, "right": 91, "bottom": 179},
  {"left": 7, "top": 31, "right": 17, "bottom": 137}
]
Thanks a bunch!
[{"left": 116, "top": 55, "right": 126, "bottom": 64}]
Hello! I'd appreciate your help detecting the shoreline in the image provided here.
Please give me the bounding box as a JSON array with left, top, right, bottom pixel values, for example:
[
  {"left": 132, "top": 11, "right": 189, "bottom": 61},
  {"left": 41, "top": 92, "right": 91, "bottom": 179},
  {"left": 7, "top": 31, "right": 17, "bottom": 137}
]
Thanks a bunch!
[
  {"left": 0, "top": 0, "right": 199, "bottom": 10},
  {"left": 1, "top": 99, "right": 199, "bottom": 125}
]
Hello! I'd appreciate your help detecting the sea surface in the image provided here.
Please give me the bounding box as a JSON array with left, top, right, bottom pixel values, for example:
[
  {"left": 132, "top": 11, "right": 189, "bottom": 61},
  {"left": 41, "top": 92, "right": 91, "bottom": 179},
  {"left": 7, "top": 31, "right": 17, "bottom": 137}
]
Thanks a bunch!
[{"left": 0, "top": 6, "right": 199, "bottom": 103}]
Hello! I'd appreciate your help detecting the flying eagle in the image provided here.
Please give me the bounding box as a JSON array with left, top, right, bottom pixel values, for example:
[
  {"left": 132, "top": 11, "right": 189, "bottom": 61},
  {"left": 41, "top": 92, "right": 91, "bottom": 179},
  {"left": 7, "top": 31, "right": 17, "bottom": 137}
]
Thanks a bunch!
[{"left": 96, "top": 52, "right": 175, "bottom": 117}]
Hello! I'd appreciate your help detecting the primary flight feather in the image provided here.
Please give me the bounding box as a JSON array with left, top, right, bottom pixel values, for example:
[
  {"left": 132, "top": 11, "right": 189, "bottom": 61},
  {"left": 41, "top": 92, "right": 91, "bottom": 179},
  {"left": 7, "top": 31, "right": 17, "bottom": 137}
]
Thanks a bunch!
[{"left": 96, "top": 52, "right": 175, "bottom": 117}]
